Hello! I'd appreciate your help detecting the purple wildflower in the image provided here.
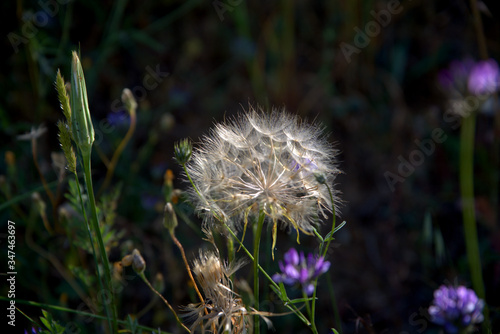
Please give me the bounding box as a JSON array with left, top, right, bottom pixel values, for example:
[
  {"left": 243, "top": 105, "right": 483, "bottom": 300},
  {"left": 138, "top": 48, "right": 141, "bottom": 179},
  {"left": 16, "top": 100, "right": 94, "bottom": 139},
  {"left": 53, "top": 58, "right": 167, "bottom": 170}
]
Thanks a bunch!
[
  {"left": 428, "top": 285, "right": 484, "bottom": 333},
  {"left": 24, "top": 328, "right": 40, "bottom": 334},
  {"left": 438, "top": 59, "right": 475, "bottom": 95},
  {"left": 272, "top": 248, "right": 330, "bottom": 296},
  {"left": 439, "top": 58, "right": 500, "bottom": 97},
  {"left": 107, "top": 110, "right": 130, "bottom": 127},
  {"left": 468, "top": 59, "right": 499, "bottom": 96}
]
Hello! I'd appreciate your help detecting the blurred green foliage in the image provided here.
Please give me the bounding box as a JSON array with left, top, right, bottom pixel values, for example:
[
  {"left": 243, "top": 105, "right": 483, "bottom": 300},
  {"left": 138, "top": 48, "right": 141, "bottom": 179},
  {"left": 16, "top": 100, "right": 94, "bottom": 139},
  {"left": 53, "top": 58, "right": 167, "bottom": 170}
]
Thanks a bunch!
[{"left": 1, "top": 0, "right": 500, "bottom": 333}]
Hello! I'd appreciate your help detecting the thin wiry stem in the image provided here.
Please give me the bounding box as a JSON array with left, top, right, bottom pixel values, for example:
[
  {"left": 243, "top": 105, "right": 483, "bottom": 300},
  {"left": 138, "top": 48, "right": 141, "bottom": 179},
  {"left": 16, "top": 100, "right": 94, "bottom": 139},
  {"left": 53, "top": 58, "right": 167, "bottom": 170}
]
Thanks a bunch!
[
  {"left": 170, "top": 232, "right": 205, "bottom": 306},
  {"left": 98, "top": 108, "right": 137, "bottom": 196},
  {"left": 139, "top": 272, "right": 190, "bottom": 333}
]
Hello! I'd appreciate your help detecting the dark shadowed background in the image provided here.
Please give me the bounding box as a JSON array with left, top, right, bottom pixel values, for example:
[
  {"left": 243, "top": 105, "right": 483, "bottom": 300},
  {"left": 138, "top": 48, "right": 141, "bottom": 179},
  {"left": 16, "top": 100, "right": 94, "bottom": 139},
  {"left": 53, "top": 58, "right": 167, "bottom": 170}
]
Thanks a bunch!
[{"left": 1, "top": 0, "right": 500, "bottom": 333}]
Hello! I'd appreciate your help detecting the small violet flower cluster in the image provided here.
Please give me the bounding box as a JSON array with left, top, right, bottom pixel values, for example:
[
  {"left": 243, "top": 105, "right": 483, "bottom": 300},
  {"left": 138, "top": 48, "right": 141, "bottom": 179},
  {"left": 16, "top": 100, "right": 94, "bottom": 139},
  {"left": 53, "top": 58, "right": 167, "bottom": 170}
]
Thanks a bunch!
[
  {"left": 438, "top": 58, "right": 499, "bottom": 97},
  {"left": 428, "top": 285, "right": 484, "bottom": 333},
  {"left": 273, "top": 248, "right": 330, "bottom": 296}
]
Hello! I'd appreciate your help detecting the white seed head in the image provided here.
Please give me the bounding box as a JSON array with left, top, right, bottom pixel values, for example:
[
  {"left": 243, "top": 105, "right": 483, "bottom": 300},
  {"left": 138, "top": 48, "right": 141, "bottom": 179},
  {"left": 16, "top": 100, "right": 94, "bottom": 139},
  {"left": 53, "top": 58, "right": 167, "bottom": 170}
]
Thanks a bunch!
[{"left": 186, "top": 106, "right": 341, "bottom": 234}]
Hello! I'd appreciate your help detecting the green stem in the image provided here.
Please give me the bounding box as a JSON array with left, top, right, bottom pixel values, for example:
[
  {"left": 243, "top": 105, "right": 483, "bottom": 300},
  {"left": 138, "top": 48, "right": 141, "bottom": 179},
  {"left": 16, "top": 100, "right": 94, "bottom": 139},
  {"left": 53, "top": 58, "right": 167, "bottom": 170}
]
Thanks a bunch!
[
  {"left": 327, "top": 271, "right": 342, "bottom": 333},
  {"left": 322, "top": 183, "right": 336, "bottom": 258},
  {"left": 227, "top": 235, "right": 235, "bottom": 279},
  {"left": 73, "top": 172, "right": 107, "bottom": 319},
  {"left": 468, "top": 2, "right": 491, "bottom": 330},
  {"left": 253, "top": 211, "right": 265, "bottom": 334},
  {"left": 82, "top": 152, "right": 118, "bottom": 333},
  {"left": 223, "top": 222, "right": 310, "bottom": 325},
  {"left": 459, "top": 113, "right": 486, "bottom": 297},
  {"left": 302, "top": 290, "right": 316, "bottom": 334},
  {"left": 309, "top": 283, "right": 318, "bottom": 334}
]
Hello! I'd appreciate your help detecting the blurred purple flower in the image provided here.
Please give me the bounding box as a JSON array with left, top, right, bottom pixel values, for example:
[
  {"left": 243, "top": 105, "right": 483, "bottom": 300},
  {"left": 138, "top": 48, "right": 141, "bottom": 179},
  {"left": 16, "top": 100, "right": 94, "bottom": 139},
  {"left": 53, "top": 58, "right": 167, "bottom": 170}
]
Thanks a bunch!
[
  {"left": 428, "top": 285, "right": 484, "bottom": 333},
  {"left": 141, "top": 193, "right": 162, "bottom": 210},
  {"left": 24, "top": 327, "right": 40, "bottom": 334},
  {"left": 438, "top": 59, "right": 475, "bottom": 94},
  {"left": 272, "top": 248, "right": 330, "bottom": 296},
  {"left": 439, "top": 58, "right": 499, "bottom": 97},
  {"left": 468, "top": 59, "right": 499, "bottom": 96},
  {"left": 107, "top": 110, "right": 130, "bottom": 127}
]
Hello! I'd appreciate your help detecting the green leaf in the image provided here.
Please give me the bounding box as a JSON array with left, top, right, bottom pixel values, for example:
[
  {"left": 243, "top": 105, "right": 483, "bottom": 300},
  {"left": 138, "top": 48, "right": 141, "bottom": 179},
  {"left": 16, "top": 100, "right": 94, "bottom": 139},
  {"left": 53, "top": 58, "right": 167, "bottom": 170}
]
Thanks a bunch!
[
  {"left": 270, "top": 283, "right": 283, "bottom": 299},
  {"left": 124, "top": 314, "right": 139, "bottom": 334},
  {"left": 287, "top": 296, "right": 314, "bottom": 304},
  {"left": 40, "top": 315, "right": 51, "bottom": 330}
]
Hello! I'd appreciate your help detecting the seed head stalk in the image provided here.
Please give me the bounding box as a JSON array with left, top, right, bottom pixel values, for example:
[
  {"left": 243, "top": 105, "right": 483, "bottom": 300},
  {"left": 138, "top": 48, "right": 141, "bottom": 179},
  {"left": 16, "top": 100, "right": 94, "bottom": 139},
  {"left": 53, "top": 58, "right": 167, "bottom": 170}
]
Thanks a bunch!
[{"left": 253, "top": 210, "right": 265, "bottom": 334}]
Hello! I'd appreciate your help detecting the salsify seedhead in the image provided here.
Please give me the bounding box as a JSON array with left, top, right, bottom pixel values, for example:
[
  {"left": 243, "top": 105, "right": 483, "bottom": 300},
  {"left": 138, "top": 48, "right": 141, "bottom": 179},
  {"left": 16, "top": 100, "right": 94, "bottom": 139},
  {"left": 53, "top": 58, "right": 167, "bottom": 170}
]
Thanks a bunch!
[{"left": 186, "top": 106, "right": 341, "bottom": 253}]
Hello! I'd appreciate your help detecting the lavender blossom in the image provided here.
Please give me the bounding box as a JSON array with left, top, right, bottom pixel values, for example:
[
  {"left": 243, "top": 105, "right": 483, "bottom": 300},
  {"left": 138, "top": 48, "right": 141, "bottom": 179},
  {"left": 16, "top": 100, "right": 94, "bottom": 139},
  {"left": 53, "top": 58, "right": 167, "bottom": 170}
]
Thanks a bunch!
[
  {"left": 272, "top": 248, "right": 330, "bottom": 296},
  {"left": 428, "top": 285, "right": 484, "bottom": 333},
  {"left": 468, "top": 59, "right": 499, "bottom": 96},
  {"left": 438, "top": 58, "right": 499, "bottom": 97}
]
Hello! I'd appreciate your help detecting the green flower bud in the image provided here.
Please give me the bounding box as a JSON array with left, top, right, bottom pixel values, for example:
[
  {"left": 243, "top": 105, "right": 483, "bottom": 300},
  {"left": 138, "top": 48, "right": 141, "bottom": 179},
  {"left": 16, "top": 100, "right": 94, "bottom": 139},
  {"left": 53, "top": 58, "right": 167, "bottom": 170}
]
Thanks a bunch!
[
  {"left": 70, "top": 51, "right": 94, "bottom": 155},
  {"left": 121, "top": 88, "right": 137, "bottom": 115},
  {"left": 163, "top": 202, "right": 178, "bottom": 234},
  {"left": 314, "top": 173, "right": 326, "bottom": 184},
  {"left": 174, "top": 139, "right": 192, "bottom": 165},
  {"left": 131, "top": 249, "right": 146, "bottom": 274}
]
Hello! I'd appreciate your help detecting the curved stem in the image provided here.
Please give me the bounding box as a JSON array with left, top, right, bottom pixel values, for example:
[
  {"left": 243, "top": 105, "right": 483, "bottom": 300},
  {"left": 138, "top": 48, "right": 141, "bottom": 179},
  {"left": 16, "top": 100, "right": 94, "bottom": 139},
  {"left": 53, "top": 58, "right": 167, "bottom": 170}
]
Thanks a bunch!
[
  {"left": 99, "top": 110, "right": 137, "bottom": 196},
  {"left": 139, "top": 272, "right": 190, "bottom": 333},
  {"left": 170, "top": 232, "right": 204, "bottom": 304}
]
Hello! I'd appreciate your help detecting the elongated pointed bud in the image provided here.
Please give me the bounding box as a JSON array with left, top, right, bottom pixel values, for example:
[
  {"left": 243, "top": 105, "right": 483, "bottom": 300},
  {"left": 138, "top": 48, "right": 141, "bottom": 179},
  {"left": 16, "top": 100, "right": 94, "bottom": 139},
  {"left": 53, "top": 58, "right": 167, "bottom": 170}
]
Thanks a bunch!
[
  {"left": 131, "top": 249, "right": 146, "bottom": 274},
  {"left": 121, "top": 88, "right": 137, "bottom": 115},
  {"left": 163, "top": 202, "right": 178, "bottom": 234},
  {"left": 70, "top": 51, "right": 94, "bottom": 155}
]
